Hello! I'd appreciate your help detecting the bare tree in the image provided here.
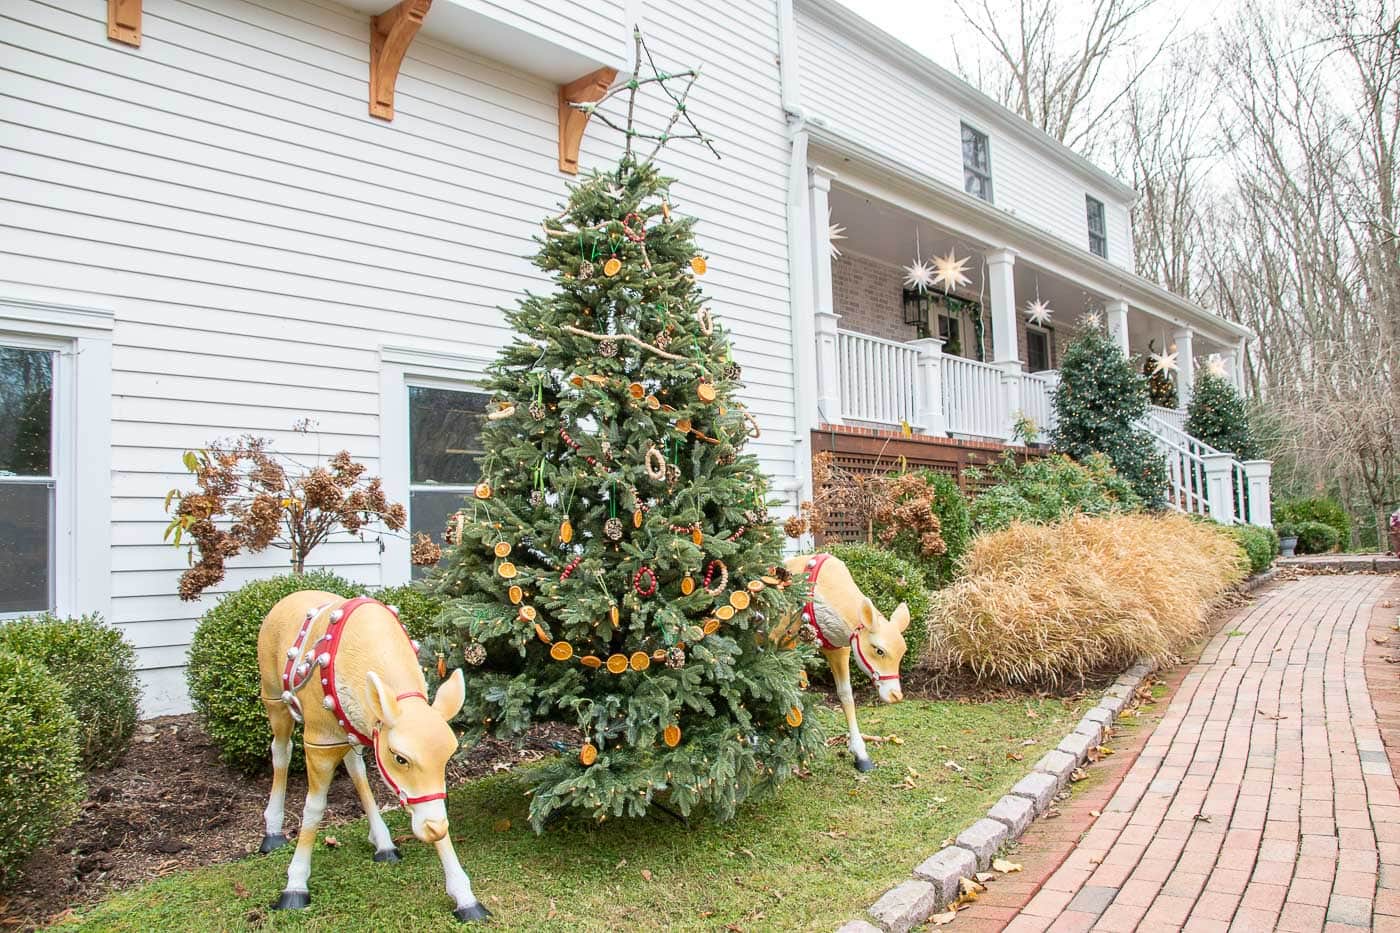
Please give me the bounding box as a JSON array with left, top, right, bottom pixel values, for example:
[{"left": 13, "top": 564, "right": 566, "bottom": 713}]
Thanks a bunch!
[{"left": 951, "top": 0, "right": 1170, "bottom": 155}]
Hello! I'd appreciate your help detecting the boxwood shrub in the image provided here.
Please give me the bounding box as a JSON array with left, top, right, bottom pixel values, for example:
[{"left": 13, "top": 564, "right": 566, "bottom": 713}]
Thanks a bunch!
[
  {"left": 968, "top": 452, "right": 1141, "bottom": 534},
  {"left": 1294, "top": 520, "right": 1340, "bottom": 555},
  {"left": 1226, "top": 524, "right": 1279, "bottom": 575},
  {"left": 825, "top": 544, "right": 931, "bottom": 669},
  {"left": 0, "top": 650, "right": 84, "bottom": 888},
  {"left": 187, "top": 570, "right": 360, "bottom": 773},
  {"left": 371, "top": 584, "right": 446, "bottom": 642},
  {"left": 0, "top": 614, "right": 140, "bottom": 769},
  {"left": 1274, "top": 497, "right": 1349, "bottom": 549}
]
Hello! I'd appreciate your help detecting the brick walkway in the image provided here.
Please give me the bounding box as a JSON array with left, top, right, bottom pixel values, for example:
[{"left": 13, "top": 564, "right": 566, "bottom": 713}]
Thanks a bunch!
[{"left": 1007, "top": 574, "right": 1400, "bottom": 933}]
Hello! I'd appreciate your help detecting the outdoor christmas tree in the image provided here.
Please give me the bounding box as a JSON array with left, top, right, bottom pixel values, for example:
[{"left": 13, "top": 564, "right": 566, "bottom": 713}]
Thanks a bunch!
[
  {"left": 1142, "top": 340, "right": 1179, "bottom": 408},
  {"left": 425, "top": 39, "right": 820, "bottom": 830},
  {"left": 1185, "top": 368, "right": 1258, "bottom": 460},
  {"left": 1052, "top": 317, "right": 1168, "bottom": 508}
]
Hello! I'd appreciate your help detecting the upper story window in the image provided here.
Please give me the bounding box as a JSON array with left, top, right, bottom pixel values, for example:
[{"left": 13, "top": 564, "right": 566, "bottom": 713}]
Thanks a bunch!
[
  {"left": 961, "top": 123, "right": 993, "bottom": 202},
  {"left": 1086, "top": 195, "right": 1108, "bottom": 258}
]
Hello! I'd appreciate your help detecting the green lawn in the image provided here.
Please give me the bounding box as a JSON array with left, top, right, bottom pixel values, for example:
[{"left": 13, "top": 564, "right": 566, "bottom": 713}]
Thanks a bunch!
[{"left": 72, "top": 697, "right": 1086, "bottom": 932}]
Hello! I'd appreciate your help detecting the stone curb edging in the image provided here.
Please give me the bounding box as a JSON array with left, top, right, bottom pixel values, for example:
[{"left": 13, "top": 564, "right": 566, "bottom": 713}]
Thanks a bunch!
[
  {"left": 837, "top": 660, "right": 1155, "bottom": 933},
  {"left": 837, "top": 567, "right": 1284, "bottom": 932}
]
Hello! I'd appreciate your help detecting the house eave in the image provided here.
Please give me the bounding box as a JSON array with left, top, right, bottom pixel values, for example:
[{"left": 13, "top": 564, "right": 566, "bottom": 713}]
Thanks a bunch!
[
  {"left": 795, "top": 0, "right": 1139, "bottom": 204},
  {"left": 804, "top": 122, "right": 1253, "bottom": 345}
]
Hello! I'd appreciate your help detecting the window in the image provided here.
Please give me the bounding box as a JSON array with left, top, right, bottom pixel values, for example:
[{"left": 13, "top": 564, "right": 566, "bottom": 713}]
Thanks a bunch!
[
  {"left": 1025, "top": 327, "right": 1053, "bottom": 373},
  {"left": 962, "top": 123, "right": 993, "bottom": 202},
  {"left": 937, "top": 313, "right": 962, "bottom": 356},
  {"left": 0, "top": 346, "right": 54, "bottom": 613},
  {"left": 408, "top": 385, "right": 490, "bottom": 579},
  {"left": 1086, "top": 195, "right": 1107, "bottom": 258}
]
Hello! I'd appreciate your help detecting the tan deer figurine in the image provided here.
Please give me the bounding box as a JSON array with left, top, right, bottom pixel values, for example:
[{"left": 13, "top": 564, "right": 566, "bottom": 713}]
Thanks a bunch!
[
  {"left": 782, "top": 553, "right": 910, "bottom": 771},
  {"left": 256, "top": 591, "right": 489, "bottom": 921}
]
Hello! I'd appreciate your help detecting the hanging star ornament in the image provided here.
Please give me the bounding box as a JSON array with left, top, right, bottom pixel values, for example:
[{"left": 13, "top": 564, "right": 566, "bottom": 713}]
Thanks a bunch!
[
  {"left": 1024, "top": 298, "right": 1054, "bottom": 326},
  {"left": 828, "top": 211, "right": 846, "bottom": 260},
  {"left": 930, "top": 250, "right": 972, "bottom": 292},
  {"left": 903, "top": 259, "right": 935, "bottom": 292},
  {"left": 1150, "top": 349, "right": 1180, "bottom": 375},
  {"left": 1081, "top": 310, "right": 1103, "bottom": 328},
  {"left": 1205, "top": 355, "right": 1228, "bottom": 378}
]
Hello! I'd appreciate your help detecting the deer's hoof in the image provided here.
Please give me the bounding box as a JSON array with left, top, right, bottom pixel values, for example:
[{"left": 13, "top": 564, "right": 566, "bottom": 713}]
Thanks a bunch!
[
  {"left": 274, "top": 890, "right": 310, "bottom": 911},
  {"left": 854, "top": 755, "right": 876, "bottom": 773},
  {"left": 454, "top": 901, "right": 493, "bottom": 922},
  {"left": 373, "top": 847, "right": 402, "bottom": 863},
  {"left": 259, "top": 833, "right": 289, "bottom": 854}
]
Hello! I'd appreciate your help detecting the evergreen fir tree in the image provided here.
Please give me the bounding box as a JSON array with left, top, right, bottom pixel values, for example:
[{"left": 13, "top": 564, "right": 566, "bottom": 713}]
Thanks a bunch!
[
  {"left": 1185, "top": 369, "right": 1258, "bottom": 460},
  {"left": 426, "top": 49, "right": 819, "bottom": 830},
  {"left": 1052, "top": 320, "right": 1168, "bottom": 508}
]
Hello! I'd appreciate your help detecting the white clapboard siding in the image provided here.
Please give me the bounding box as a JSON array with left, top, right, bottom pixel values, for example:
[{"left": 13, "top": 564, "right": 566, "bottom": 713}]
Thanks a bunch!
[
  {"left": 793, "top": 2, "right": 1134, "bottom": 270},
  {"left": 1, "top": 0, "right": 796, "bottom": 714}
]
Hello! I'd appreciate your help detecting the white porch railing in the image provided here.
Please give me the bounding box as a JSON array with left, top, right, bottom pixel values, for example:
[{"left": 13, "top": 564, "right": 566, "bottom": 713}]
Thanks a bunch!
[
  {"left": 1020, "top": 370, "right": 1059, "bottom": 439},
  {"left": 941, "top": 355, "right": 1005, "bottom": 439},
  {"left": 836, "top": 329, "right": 921, "bottom": 429},
  {"left": 1149, "top": 404, "right": 1187, "bottom": 433},
  {"left": 1145, "top": 413, "right": 1213, "bottom": 517}
]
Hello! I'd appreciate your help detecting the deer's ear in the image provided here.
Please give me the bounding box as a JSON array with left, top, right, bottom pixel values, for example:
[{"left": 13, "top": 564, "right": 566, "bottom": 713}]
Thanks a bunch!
[
  {"left": 432, "top": 668, "right": 466, "bottom": 721},
  {"left": 860, "top": 597, "right": 877, "bottom": 629},
  {"left": 365, "top": 670, "right": 401, "bottom": 728},
  {"left": 891, "top": 602, "right": 911, "bottom": 633}
]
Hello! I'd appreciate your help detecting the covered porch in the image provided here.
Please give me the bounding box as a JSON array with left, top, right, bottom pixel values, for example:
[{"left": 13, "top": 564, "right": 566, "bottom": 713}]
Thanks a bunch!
[{"left": 809, "top": 173, "right": 1248, "bottom": 446}]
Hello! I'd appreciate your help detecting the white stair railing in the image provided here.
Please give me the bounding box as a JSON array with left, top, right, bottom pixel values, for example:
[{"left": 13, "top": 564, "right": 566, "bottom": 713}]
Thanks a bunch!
[
  {"left": 835, "top": 329, "right": 921, "bottom": 430},
  {"left": 1142, "top": 414, "right": 1263, "bottom": 525},
  {"left": 941, "top": 355, "right": 1005, "bottom": 439}
]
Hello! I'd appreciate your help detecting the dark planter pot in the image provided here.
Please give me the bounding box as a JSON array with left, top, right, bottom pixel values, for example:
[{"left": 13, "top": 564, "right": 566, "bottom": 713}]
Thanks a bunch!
[{"left": 1279, "top": 536, "right": 1298, "bottom": 558}]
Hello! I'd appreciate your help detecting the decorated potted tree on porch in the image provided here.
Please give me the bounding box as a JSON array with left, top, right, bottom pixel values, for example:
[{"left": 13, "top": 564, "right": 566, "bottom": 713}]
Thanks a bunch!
[{"left": 424, "top": 39, "right": 819, "bottom": 830}]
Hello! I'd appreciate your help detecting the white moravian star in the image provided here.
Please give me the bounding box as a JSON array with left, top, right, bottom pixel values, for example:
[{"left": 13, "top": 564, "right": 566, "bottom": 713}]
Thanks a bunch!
[
  {"left": 903, "top": 259, "right": 935, "bottom": 292},
  {"left": 1150, "top": 350, "right": 1180, "bottom": 375},
  {"left": 930, "top": 250, "right": 972, "bottom": 292},
  {"left": 1205, "top": 355, "right": 1229, "bottom": 378},
  {"left": 828, "top": 212, "right": 846, "bottom": 260},
  {"left": 1024, "top": 298, "right": 1054, "bottom": 326},
  {"left": 1081, "top": 310, "right": 1103, "bottom": 328}
]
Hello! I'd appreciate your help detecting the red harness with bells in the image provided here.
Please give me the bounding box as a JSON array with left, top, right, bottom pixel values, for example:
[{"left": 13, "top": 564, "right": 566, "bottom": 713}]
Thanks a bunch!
[
  {"left": 801, "top": 554, "right": 900, "bottom": 684},
  {"left": 281, "top": 596, "right": 445, "bottom": 807}
]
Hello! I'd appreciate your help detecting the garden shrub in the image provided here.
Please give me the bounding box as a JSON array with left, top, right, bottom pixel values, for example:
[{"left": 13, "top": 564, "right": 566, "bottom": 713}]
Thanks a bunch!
[
  {"left": 187, "top": 570, "right": 360, "bottom": 773},
  {"left": 0, "top": 650, "right": 84, "bottom": 888},
  {"left": 826, "top": 543, "right": 931, "bottom": 669},
  {"left": 1185, "top": 369, "right": 1259, "bottom": 460},
  {"left": 1274, "top": 497, "right": 1350, "bottom": 549},
  {"left": 926, "top": 513, "right": 1244, "bottom": 685},
  {"left": 371, "top": 584, "right": 446, "bottom": 641},
  {"left": 1226, "top": 524, "right": 1279, "bottom": 574},
  {"left": 0, "top": 614, "right": 141, "bottom": 769},
  {"left": 1294, "top": 520, "right": 1340, "bottom": 554},
  {"left": 968, "top": 452, "right": 1141, "bottom": 533},
  {"left": 919, "top": 471, "right": 970, "bottom": 586}
]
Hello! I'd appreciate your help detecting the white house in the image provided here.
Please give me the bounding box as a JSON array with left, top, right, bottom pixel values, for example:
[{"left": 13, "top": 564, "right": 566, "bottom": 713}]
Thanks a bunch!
[{"left": 0, "top": 0, "right": 1267, "bottom": 713}]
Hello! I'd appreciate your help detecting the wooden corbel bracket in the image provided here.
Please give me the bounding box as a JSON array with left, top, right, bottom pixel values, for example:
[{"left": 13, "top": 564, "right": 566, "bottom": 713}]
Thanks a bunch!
[
  {"left": 108, "top": 0, "right": 141, "bottom": 46},
  {"left": 369, "top": 0, "right": 432, "bottom": 121},
  {"left": 557, "top": 67, "right": 618, "bottom": 174}
]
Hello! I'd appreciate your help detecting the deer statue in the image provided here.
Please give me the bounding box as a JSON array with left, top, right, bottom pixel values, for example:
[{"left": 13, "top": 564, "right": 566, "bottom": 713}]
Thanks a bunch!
[
  {"left": 256, "top": 590, "right": 489, "bottom": 922},
  {"left": 782, "top": 553, "right": 909, "bottom": 771}
]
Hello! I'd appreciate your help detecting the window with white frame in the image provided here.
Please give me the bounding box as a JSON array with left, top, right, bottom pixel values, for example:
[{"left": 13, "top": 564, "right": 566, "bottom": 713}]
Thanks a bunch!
[
  {"left": 0, "top": 344, "right": 55, "bottom": 613},
  {"left": 407, "top": 385, "right": 490, "bottom": 579},
  {"left": 961, "top": 122, "right": 993, "bottom": 202},
  {"left": 1086, "top": 195, "right": 1108, "bottom": 258},
  {"left": 1025, "top": 326, "right": 1053, "bottom": 373}
]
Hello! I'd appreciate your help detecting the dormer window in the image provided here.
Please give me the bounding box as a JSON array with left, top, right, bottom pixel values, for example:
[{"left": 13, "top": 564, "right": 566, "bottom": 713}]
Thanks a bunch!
[
  {"left": 961, "top": 123, "right": 992, "bottom": 202},
  {"left": 1086, "top": 195, "right": 1107, "bottom": 258}
]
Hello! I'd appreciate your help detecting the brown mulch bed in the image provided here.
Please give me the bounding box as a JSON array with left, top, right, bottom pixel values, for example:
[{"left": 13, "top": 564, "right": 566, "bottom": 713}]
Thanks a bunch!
[{"left": 0, "top": 714, "right": 574, "bottom": 929}]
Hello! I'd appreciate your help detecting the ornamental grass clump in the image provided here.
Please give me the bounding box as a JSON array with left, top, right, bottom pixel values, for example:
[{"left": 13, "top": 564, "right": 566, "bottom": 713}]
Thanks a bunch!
[{"left": 925, "top": 513, "right": 1245, "bottom": 686}]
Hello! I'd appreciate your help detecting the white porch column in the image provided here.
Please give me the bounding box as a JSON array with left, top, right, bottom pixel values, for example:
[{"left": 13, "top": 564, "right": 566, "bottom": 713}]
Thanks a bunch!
[
  {"left": 986, "top": 249, "right": 1021, "bottom": 441},
  {"left": 809, "top": 167, "right": 841, "bottom": 424},
  {"left": 1243, "top": 460, "right": 1273, "bottom": 527},
  {"left": 910, "top": 336, "right": 947, "bottom": 436},
  {"left": 1173, "top": 326, "right": 1195, "bottom": 406},
  {"left": 986, "top": 249, "right": 1018, "bottom": 366},
  {"left": 1233, "top": 338, "right": 1247, "bottom": 395},
  {"left": 1105, "top": 299, "right": 1130, "bottom": 356},
  {"left": 1202, "top": 452, "right": 1236, "bottom": 524}
]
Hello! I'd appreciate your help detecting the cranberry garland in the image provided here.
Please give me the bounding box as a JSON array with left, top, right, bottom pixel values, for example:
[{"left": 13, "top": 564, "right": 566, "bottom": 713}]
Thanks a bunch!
[
  {"left": 702, "top": 559, "right": 728, "bottom": 595},
  {"left": 559, "top": 428, "right": 600, "bottom": 469},
  {"left": 632, "top": 566, "right": 657, "bottom": 597},
  {"left": 559, "top": 555, "right": 583, "bottom": 581}
]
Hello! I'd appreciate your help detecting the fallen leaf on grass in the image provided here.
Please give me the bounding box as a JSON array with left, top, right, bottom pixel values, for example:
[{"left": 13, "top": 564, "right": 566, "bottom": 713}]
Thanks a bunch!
[
  {"left": 323, "top": 836, "right": 340, "bottom": 848},
  {"left": 615, "top": 858, "right": 628, "bottom": 869},
  {"left": 641, "top": 869, "right": 653, "bottom": 882},
  {"left": 232, "top": 881, "right": 250, "bottom": 898},
  {"left": 819, "top": 829, "right": 848, "bottom": 839},
  {"left": 944, "top": 760, "right": 965, "bottom": 773},
  {"left": 1006, "top": 752, "right": 1024, "bottom": 762},
  {"left": 492, "top": 818, "right": 511, "bottom": 833},
  {"left": 547, "top": 900, "right": 558, "bottom": 921},
  {"left": 1020, "top": 738, "right": 1036, "bottom": 746},
  {"left": 992, "top": 858, "right": 1022, "bottom": 873}
]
